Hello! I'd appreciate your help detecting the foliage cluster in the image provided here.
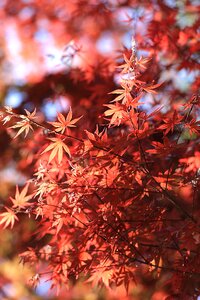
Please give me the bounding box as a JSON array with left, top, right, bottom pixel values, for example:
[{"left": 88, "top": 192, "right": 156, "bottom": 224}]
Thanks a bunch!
[{"left": 0, "top": 0, "right": 199, "bottom": 299}]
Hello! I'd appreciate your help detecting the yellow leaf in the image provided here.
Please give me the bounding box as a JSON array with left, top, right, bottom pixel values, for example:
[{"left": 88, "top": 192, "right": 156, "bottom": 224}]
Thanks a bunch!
[
  {"left": 11, "top": 120, "right": 33, "bottom": 138},
  {"left": 0, "top": 207, "right": 19, "bottom": 229},
  {"left": 10, "top": 184, "right": 33, "bottom": 209}
]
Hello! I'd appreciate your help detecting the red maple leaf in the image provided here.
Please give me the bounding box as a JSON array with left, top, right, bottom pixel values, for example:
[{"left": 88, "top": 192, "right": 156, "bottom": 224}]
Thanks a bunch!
[{"left": 49, "top": 108, "right": 82, "bottom": 134}]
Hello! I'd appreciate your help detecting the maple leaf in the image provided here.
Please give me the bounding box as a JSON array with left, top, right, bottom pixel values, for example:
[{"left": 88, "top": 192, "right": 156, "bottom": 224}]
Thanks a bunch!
[
  {"left": 179, "top": 151, "right": 200, "bottom": 173},
  {"left": 185, "top": 119, "right": 200, "bottom": 135},
  {"left": 9, "top": 108, "right": 37, "bottom": 138},
  {"left": 147, "top": 137, "right": 175, "bottom": 155},
  {"left": 10, "top": 184, "right": 33, "bottom": 209},
  {"left": 52, "top": 217, "right": 64, "bottom": 235},
  {"left": 49, "top": 108, "right": 82, "bottom": 134},
  {"left": 142, "top": 82, "right": 163, "bottom": 94},
  {"left": 1, "top": 114, "right": 12, "bottom": 125},
  {"left": 104, "top": 103, "right": 126, "bottom": 126},
  {"left": 88, "top": 267, "right": 113, "bottom": 287},
  {"left": 153, "top": 172, "right": 173, "bottom": 189},
  {"left": 101, "top": 164, "right": 119, "bottom": 187},
  {"left": 0, "top": 207, "right": 19, "bottom": 229},
  {"left": 136, "top": 56, "right": 151, "bottom": 70},
  {"left": 19, "top": 247, "right": 38, "bottom": 264},
  {"left": 23, "top": 108, "right": 37, "bottom": 120},
  {"left": 109, "top": 88, "right": 128, "bottom": 103},
  {"left": 42, "top": 137, "right": 71, "bottom": 163},
  {"left": 158, "top": 110, "right": 183, "bottom": 135},
  {"left": 10, "top": 120, "right": 33, "bottom": 138},
  {"left": 109, "top": 81, "right": 141, "bottom": 105},
  {"left": 78, "top": 251, "right": 92, "bottom": 264},
  {"left": 117, "top": 53, "right": 134, "bottom": 74},
  {"left": 183, "top": 95, "right": 200, "bottom": 110}
]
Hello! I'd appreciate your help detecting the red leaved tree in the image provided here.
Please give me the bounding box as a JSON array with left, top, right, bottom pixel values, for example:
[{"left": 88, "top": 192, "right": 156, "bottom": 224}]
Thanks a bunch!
[{"left": 0, "top": 0, "right": 200, "bottom": 299}]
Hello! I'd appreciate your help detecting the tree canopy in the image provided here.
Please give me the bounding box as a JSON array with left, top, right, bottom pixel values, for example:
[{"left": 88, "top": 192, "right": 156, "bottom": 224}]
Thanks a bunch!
[{"left": 0, "top": 1, "right": 200, "bottom": 299}]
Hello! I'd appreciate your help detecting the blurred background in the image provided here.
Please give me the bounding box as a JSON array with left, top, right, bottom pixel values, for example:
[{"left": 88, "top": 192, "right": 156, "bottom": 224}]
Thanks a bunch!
[{"left": 0, "top": 0, "right": 199, "bottom": 299}]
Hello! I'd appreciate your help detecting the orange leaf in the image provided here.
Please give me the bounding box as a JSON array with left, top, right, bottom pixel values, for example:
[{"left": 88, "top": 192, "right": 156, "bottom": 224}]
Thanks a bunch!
[
  {"left": 104, "top": 104, "right": 126, "bottom": 126},
  {"left": 88, "top": 268, "right": 113, "bottom": 287},
  {"left": 0, "top": 207, "right": 19, "bottom": 229},
  {"left": 142, "top": 82, "right": 163, "bottom": 94},
  {"left": 10, "top": 184, "right": 33, "bottom": 209},
  {"left": 49, "top": 108, "right": 82, "bottom": 134},
  {"left": 10, "top": 120, "right": 33, "bottom": 138},
  {"left": 42, "top": 138, "right": 71, "bottom": 163}
]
